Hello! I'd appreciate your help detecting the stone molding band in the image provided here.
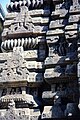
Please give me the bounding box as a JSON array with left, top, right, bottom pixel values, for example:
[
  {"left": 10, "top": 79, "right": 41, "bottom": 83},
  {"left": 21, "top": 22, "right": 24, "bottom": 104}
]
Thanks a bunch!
[
  {"left": 7, "top": 0, "right": 44, "bottom": 12},
  {"left": 1, "top": 37, "right": 39, "bottom": 52}
]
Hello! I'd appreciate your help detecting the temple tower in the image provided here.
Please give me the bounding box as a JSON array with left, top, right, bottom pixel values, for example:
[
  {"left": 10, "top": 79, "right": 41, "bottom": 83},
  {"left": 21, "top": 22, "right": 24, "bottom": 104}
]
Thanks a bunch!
[
  {"left": 0, "top": 0, "right": 50, "bottom": 119},
  {"left": 0, "top": 0, "right": 80, "bottom": 119}
]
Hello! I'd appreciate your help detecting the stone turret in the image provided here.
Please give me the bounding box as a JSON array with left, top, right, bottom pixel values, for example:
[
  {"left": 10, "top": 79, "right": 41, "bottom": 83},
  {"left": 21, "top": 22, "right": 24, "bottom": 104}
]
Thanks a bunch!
[{"left": 0, "top": 0, "right": 49, "bottom": 119}]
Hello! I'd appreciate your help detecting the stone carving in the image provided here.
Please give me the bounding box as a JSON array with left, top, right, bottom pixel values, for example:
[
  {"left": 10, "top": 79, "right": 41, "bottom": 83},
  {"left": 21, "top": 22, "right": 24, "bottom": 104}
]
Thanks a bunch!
[
  {"left": 9, "top": 6, "right": 34, "bottom": 33},
  {"left": 41, "top": 106, "right": 52, "bottom": 119},
  {"left": 0, "top": 94, "right": 38, "bottom": 107},
  {"left": 0, "top": 47, "right": 44, "bottom": 84},
  {"left": 0, "top": 47, "right": 29, "bottom": 81},
  {"left": 8, "top": 99, "right": 15, "bottom": 109},
  {"left": 1, "top": 37, "right": 39, "bottom": 51},
  {"left": 44, "top": 0, "right": 79, "bottom": 118},
  {"left": 7, "top": 0, "right": 44, "bottom": 12},
  {"left": 0, "top": 0, "right": 80, "bottom": 119},
  {"left": 51, "top": 9, "right": 68, "bottom": 18},
  {"left": 0, "top": 99, "right": 40, "bottom": 120},
  {"left": 2, "top": 6, "right": 35, "bottom": 39}
]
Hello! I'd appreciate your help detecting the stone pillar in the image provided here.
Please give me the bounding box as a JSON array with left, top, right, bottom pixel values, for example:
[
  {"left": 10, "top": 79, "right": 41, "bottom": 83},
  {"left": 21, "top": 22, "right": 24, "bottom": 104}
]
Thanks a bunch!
[
  {"left": 7, "top": 88, "right": 11, "bottom": 95},
  {"left": 21, "top": 87, "right": 26, "bottom": 95}
]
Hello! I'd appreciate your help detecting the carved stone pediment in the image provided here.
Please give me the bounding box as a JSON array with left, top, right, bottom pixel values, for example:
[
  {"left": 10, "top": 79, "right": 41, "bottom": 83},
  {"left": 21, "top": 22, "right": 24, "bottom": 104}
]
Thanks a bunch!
[
  {"left": 2, "top": 6, "right": 35, "bottom": 38},
  {"left": 9, "top": 8, "right": 34, "bottom": 34},
  {"left": 0, "top": 47, "right": 29, "bottom": 82},
  {"left": 0, "top": 47, "right": 43, "bottom": 85}
]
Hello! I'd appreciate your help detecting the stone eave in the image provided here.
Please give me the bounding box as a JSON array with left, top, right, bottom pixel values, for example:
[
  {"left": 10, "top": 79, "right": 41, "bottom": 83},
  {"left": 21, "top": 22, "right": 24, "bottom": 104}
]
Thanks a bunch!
[{"left": 44, "top": 75, "right": 77, "bottom": 84}]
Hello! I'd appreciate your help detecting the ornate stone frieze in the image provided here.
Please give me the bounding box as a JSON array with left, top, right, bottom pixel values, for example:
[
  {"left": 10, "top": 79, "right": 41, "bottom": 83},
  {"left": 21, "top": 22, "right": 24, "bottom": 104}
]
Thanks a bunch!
[
  {"left": 2, "top": 6, "right": 49, "bottom": 40},
  {"left": 1, "top": 37, "right": 39, "bottom": 51},
  {"left": 0, "top": 100, "right": 40, "bottom": 120},
  {"left": 0, "top": 47, "right": 43, "bottom": 85}
]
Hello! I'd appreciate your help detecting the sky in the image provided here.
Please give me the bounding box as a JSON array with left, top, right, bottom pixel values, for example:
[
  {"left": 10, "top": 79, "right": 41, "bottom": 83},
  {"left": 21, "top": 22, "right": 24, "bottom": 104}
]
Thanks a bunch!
[{"left": 0, "top": 0, "right": 10, "bottom": 13}]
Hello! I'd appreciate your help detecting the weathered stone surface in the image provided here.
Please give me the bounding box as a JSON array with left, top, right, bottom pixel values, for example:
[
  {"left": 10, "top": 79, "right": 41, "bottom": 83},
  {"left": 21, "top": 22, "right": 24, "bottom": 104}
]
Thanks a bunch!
[
  {"left": 29, "top": 9, "right": 50, "bottom": 16},
  {"left": 42, "top": 103, "right": 64, "bottom": 118},
  {"left": 42, "top": 91, "right": 56, "bottom": 99},
  {"left": 65, "top": 32, "right": 78, "bottom": 40},
  {"left": 69, "top": 14, "right": 80, "bottom": 23},
  {"left": 7, "top": 0, "right": 44, "bottom": 12},
  {"left": 45, "top": 55, "right": 65, "bottom": 65},
  {"left": 1, "top": 37, "right": 40, "bottom": 51},
  {"left": 0, "top": 47, "right": 43, "bottom": 84},
  {"left": 51, "top": 9, "right": 68, "bottom": 18},
  {"left": 2, "top": 6, "right": 49, "bottom": 40},
  {"left": 41, "top": 106, "right": 52, "bottom": 119},
  {"left": 70, "top": 5, "right": 80, "bottom": 14},
  {"left": 65, "top": 24, "right": 78, "bottom": 30},
  {"left": 0, "top": 104, "right": 40, "bottom": 120},
  {"left": 47, "top": 29, "right": 64, "bottom": 36},
  {"left": 0, "top": 0, "right": 80, "bottom": 119},
  {"left": 49, "top": 20, "right": 65, "bottom": 29}
]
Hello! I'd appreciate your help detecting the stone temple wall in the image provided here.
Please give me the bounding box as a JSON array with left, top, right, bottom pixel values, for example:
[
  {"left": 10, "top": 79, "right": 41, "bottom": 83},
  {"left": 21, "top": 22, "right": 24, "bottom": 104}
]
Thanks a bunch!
[{"left": 0, "top": 0, "right": 80, "bottom": 119}]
